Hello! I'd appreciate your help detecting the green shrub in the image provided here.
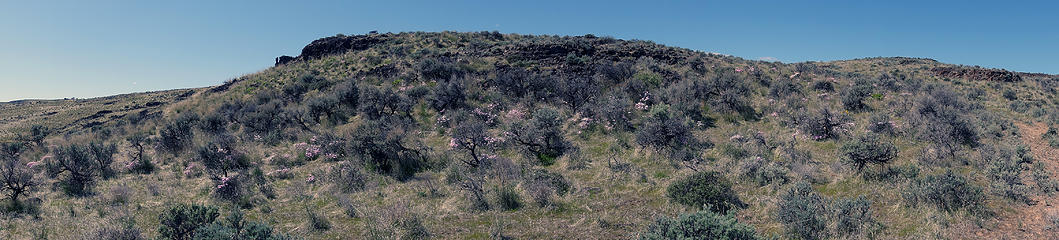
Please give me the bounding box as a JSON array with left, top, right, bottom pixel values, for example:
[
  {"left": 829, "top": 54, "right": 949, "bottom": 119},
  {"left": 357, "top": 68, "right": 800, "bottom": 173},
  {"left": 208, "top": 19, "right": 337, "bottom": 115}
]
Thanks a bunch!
[
  {"left": 196, "top": 136, "right": 250, "bottom": 178},
  {"left": 158, "top": 204, "right": 220, "bottom": 240},
  {"left": 737, "top": 156, "right": 790, "bottom": 186},
  {"left": 800, "top": 107, "right": 845, "bottom": 141},
  {"left": 398, "top": 215, "right": 431, "bottom": 240},
  {"left": 509, "top": 107, "right": 571, "bottom": 165},
  {"left": 85, "top": 223, "right": 142, "bottom": 240},
  {"left": 636, "top": 106, "right": 710, "bottom": 164},
  {"left": 840, "top": 133, "right": 897, "bottom": 172},
  {"left": 306, "top": 205, "right": 331, "bottom": 231},
  {"left": 666, "top": 171, "right": 745, "bottom": 213},
  {"left": 1033, "top": 161, "right": 1059, "bottom": 194},
  {"left": 160, "top": 112, "right": 199, "bottom": 153},
  {"left": 524, "top": 169, "right": 571, "bottom": 207},
  {"left": 777, "top": 181, "right": 828, "bottom": 240},
  {"left": 842, "top": 80, "right": 872, "bottom": 112},
  {"left": 25, "top": 124, "right": 49, "bottom": 148},
  {"left": 329, "top": 161, "right": 368, "bottom": 193},
  {"left": 0, "top": 142, "right": 36, "bottom": 207},
  {"left": 429, "top": 77, "right": 468, "bottom": 112},
  {"left": 903, "top": 171, "right": 985, "bottom": 214},
  {"left": 638, "top": 209, "right": 760, "bottom": 240},
  {"left": 1044, "top": 126, "right": 1059, "bottom": 148},
  {"left": 497, "top": 185, "right": 522, "bottom": 211},
  {"left": 866, "top": 113, "right": 895, "bottom": 135},
  {"left": 193, "top": 210, "right": 295, "bottom": 240},
  {"left": 811, "top": 80, "right": 834, "bottom": 92},
  {"left": 348, "top": 117, "right": 426, "bottom": 181},
  {"left": 833, "top": 196, "right": 879, "bottom": 237},
  {"left": 1003, "top": 89, "right": 1017, "bottom": 100},
  {"left": 125, "top": 132, "right": 155, "bottom": 174},
  {"left": 986, "top": 145, "right": 1032, "bottom": 203},
  {"left": 48, "top": 142, "right": 116, "bottom": 196}
]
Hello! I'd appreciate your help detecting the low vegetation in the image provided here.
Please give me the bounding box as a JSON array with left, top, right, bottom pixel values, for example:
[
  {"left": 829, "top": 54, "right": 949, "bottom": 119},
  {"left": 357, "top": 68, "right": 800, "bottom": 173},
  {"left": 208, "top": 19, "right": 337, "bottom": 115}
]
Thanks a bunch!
[{"left": 0, "top": 31, "right": 1056, "bottom": 239}]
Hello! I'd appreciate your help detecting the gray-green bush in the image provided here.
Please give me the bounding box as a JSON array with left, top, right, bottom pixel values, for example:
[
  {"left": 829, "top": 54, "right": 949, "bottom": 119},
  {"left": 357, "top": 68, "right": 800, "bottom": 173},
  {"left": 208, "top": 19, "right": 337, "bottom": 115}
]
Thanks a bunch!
[
  {"left": 639, "top": 209, "right": 760, "bottom": 240},
  {"left": 666, "top": 171, "right": 745, "bottom": 213},
  {"left": 777, "top": 181, "right": 828, "bottom": 240}
]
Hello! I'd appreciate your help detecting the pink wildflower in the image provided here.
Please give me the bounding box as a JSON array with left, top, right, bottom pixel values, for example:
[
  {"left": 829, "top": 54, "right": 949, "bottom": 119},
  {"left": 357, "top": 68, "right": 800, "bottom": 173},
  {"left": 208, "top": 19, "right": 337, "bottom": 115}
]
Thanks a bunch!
[
  {"left": 304, "top": 145, "right": 321, "bottom": 158},
  {"left": 505, "top": 108, "right": 525, "bottom": 120}
]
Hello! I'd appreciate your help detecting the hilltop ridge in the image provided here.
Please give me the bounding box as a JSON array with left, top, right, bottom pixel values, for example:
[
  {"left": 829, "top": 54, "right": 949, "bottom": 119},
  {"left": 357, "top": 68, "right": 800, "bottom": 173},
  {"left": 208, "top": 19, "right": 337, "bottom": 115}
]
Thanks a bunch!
[{"left": 2, "top": 32, "right": 1059, "bottom": 239}]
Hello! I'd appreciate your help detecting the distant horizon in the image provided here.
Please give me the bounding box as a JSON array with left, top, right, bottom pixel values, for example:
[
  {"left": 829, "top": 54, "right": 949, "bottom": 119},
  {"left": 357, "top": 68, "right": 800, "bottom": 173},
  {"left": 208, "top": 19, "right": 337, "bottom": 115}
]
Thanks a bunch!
[{"left": 3, "top": 1, "right": 1056, "bottom": 102}]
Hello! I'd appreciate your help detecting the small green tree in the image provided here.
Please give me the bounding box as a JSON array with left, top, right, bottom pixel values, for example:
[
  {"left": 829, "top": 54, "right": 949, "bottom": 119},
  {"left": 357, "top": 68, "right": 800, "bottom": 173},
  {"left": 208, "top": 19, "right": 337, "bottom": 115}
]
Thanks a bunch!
[
  {"left": 510, "top": 107, "right": 571, "bottom": 165},
  {"left": 0, "top": 143, "right": 36, "bottom": 208},
  {"left": 126, "top": 132, "right": 155, "bottom": 174},
  {"left": 840, "top": 133, "right": 897, "bottom": 172},
  {"left": 49, "top": 142, "right": 116, "bottom": 196}
]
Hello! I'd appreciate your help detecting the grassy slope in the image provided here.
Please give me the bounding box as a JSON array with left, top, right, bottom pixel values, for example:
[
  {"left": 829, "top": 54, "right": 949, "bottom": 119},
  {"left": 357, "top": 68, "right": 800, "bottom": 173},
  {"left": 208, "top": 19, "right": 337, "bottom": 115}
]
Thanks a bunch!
[
  {"left": 0, "top": 89, "right": 199, "bottom": 141},
  {"left": 2, "top": 31, "right": 1058, "bottom": 239}
]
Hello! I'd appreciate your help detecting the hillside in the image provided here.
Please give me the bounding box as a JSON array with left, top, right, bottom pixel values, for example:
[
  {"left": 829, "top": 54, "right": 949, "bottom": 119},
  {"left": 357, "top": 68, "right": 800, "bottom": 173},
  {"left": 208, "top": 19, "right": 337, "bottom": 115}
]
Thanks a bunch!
[
  {"left": 2, "top": 31, "right": 1059, "bottom": 239},
  {"left": 0, "top": 89, "right": 198, "bottom": 141}
]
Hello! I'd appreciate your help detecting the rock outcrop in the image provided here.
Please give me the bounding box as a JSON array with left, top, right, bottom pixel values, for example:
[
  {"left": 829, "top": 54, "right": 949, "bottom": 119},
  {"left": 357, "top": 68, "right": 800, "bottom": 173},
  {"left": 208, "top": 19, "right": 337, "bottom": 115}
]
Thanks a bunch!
[
  {"left": 931, "top": 66, "right": 1022, "bottom": 82},
  {"left": 275, "top": 34, "right": 390, "bottom": 66}
]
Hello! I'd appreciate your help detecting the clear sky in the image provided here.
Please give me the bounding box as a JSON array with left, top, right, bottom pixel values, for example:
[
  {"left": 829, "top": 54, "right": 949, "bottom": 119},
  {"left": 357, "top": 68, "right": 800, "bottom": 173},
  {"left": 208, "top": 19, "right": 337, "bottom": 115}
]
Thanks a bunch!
[{"left": 1, "top": 0, "right": 1056, "bottom": 102}]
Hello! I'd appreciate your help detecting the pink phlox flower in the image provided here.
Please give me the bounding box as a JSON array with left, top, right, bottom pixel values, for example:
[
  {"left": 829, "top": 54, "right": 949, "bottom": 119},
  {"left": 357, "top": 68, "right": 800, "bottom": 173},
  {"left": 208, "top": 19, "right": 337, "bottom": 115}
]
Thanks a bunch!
[
  {"left": 304, "top": 145, "right": 321, "bottom": 158},
  {"left": 448, "top": 138, "right": 459, "bottom": 148},
  {"left": 505, "top": 109, "right": 525, "bottom": 120},
  {"left": 484, "top": 136, "right": 504, "bottom": 144}
]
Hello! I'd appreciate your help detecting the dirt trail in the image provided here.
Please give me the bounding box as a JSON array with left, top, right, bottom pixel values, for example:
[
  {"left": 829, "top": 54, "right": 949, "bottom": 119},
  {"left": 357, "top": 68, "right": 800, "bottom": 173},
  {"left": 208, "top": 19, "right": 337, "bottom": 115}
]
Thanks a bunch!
[{"left": 959, "top": 122, "right": 1059, "bottom": 239}]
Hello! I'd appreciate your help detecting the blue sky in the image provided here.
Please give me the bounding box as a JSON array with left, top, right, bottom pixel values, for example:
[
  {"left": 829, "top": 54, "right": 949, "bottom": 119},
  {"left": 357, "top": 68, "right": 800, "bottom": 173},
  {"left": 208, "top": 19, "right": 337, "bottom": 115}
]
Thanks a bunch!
[{"left": 1, "top": 1, "right": 1056, "bottom": 101}]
